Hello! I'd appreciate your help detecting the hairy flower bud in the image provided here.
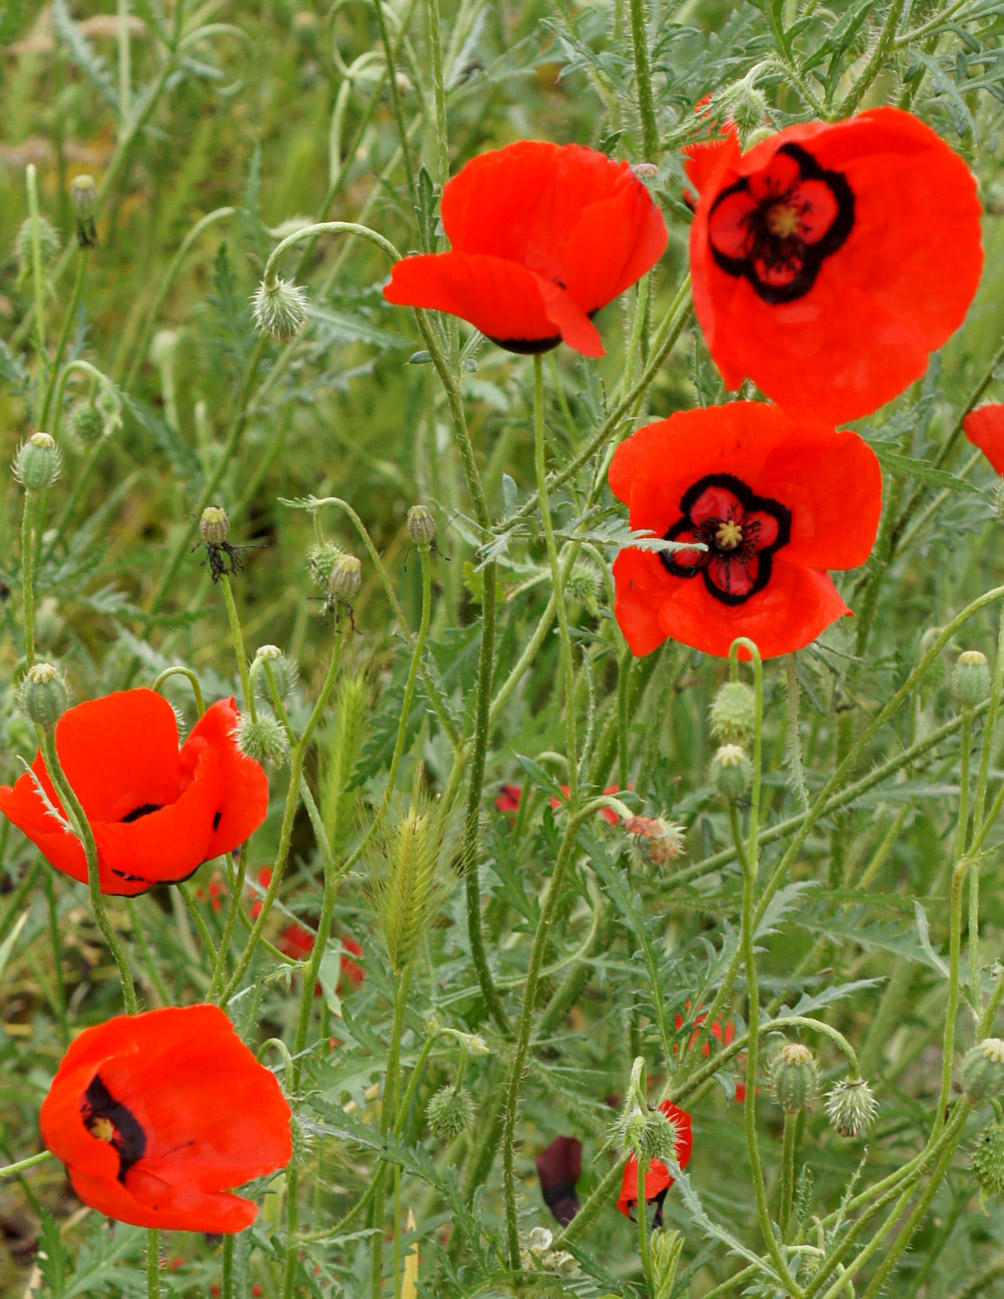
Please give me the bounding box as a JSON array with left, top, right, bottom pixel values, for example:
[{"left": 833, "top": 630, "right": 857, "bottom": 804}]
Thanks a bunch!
[
  {"left": 253, "top": 645, "right": 298, "bottom": 703},
  {"left": 199, "top": 506, "right": 230, "bottom": 547},
  {"left": 711, "top": 743, "right": 752, "bottom": 801},
  {"left": 307, "top": 541, "right": 344, "bottom": 589},
  {"left": 566, "top": 562, "right": 601, "bottom": 615},
  {"left": 14, "top": 432, "right": 61, "bottom": 493},
  {"left": 329, "top": 554, "right": 362, "bottom": 600},
  {"left": 406, "top": 504, "right": 436, "bottom": 547},
  {"left": 824, "top": 1078, "right": 877, "bottom": 1137},
  {"left": 235, "top": 713, "right": 289, "bottom": 765},
  {"left": 769, "top": 1043, "right": 819, "bottom": 1113},
  {"left": 709, "top": 681, "right": 756, "bottom": 747},
  {"left": 951, "top": 650, "right": 991, "bottom": 709},
  {"left": 68, "top": 401, "right": 105, "bottom": 447},
  {"left": 962, "top": 1038, "right": 1004, "bottom": 1104},
  {"left": 628, "top": 1106, "right": 681, "bottom": 1164},
  {"left": 14, "top": 216, "right": 60, "bottom": 278},
  {"left": 251, "top": 277, "right": 309, "bottom": 338},
  {"left": 971, "top": 1117, "right": 1004, "bottom": 1207},
  {"left": 18, "top": 662, "right": 69, "bottom": 730},
  {"left": 426, "top": 1084, "right": 474, "bottom": 1140}
]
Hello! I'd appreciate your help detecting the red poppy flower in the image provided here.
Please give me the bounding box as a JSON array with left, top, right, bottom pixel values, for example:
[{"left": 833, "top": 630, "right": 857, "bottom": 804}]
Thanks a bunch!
[
  {"left": 0, "top": 692, "right": 268, "bottom": 896},
  {"left": 495, "top": 782, "right": 623, "bottom": 823},
  {"left": 535, "top": 1135, "right": 581, "bottom": 1227},
  {"left": 616, "top": 1100, "right": 693, "bottom": 1225},
  {"left": 609, "top": 402, "right": 882, "bottom": 659},
  {"left": 39, "top": 1005, "right": 291, "bottom": 1232},
  {"left": 688, "top": 107, "right": 983, "bottom": 423},
  {"left": 674, "top": 1003, "right": 746, "bottom": 1103},
  {"left": 964, "top": 404, "right": 1004, "bottom": 475},
  {"left": 383, "top": 141, "right": 667, "bottom": 357}
]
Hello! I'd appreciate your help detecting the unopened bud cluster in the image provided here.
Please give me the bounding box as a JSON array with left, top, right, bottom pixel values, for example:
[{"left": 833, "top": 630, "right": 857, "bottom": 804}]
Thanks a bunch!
[
  {"left": 18, "top": 662, "right": 69, "bottom": 730},
  {"left": 769, "top": 1043, "right": 819, "bottom": 1113},
  {"left": 426, "top": 1084, "right": 474, "bottom": 1140},
  {"left": 14, "top": 432, "right": 60, "bottom": 493},
  {"left": 951, "top": 650, "right": 990, "bottom": 708},
  {"left": 962, "top": 1038, "right": 1004, "bottom": 1103},
  {"left": 824, "top": 1077, "right": 877, "bottom": 1137}
]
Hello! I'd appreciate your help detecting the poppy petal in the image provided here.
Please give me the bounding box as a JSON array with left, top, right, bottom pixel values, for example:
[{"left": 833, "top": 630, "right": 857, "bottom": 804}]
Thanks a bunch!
[
  {"left": 612, "top": 547, "right": 675, "bottom": 656},
  {"left": 560, "top": 180, "right": 668, "bottom": 313},
  {"left": 964, "top": 404, "right": 1004, "bottom": 475},
  {"left": 183, "top": 699, "right": 269, "bottom": 857},
  {"left": 69, "top": 1167, "right": 259, "bottom": 1233}
]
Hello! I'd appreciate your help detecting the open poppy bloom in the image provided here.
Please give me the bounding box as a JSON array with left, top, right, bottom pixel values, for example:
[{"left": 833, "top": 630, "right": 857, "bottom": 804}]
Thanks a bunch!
[
  {"left": 964, "top": 404, "right": 1004, "bottom": 475},
  {"left": 383, "top": 141, "right": 667, "bottom": 357},
  {"left": 610, "top": 402, "right": 882, "bottom": 659},
  {"left": 674, "top": 1003, "right": 746, "bottom": 1103},
  {"left": 616, "top": 1100, "right": 693, "bottom": 1225},
  {"left": 0, "top": 691, "right": 268, "bottom": 896},
  {"left": 535, "top": 1135, "right": 582, "bottom": 1226},
  {"left": 688, "top": 106, "right": 983, "bottom": 422},
  {"left": 40, "top": 1005, "right": 291, "bottom": 1232}
]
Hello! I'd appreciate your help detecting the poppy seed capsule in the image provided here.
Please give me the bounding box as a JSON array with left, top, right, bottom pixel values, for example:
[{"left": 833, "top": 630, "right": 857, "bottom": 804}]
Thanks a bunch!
[
  {"left": 711, "top": 744, "right": 752, "bottom": 801},
  {"left": 14, "top": 432, "right": 60, "bottom": 493},
  {"left": 235, "top": 713, "right": 289, "bottom": 766},
  {"left": 251, "top": 276, "right": 309, "bottom": 338},
  {"left": 70, "top": 174, "right": 97, "bottom": 217},
  {"left": 199, "top": 506, "right": 229, "bottom": 547},
  {"left": 18, "top": 662, "right": 69, "bottom": 730},
  {"left": 961, "top": 1038, "right": 1004, "bottom": 1103},
  {"left": 329, "top": 554, "right": 362, "bottom": 600},
  {"left": 769, "top": 1043, "right": 819, "bottom": 1113},
  {"left": 709, "top": 681, "right": 756, "bottom": 747},
  {"left": 426, "top": 1084, "right": 474, "bottom": 1140},
  {"left": 824, "top": 1078, "right": 878, "bottom": 1137},
  {"left": 971, "top": 1117, "right": 1004, "bottom": 1206},
  {"left": 406, "top": 504, "right": 436, "bottom": 547},
  {"left": 951, "top": 650, "right": 991, "bottom": 708}
]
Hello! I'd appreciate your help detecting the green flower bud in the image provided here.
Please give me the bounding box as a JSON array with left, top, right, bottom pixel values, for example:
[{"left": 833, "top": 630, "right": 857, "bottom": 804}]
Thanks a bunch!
[
  {"left": 70, "top": 174, "right": 97, "bottom": 217},
  {"left": 235, "top": 712, "right": 289, "bottom": 765},
  {"left": 630, "top": 1107, "right": 680, "bottom": 1163},
  {"left": 14, "top": 216, "right": 60, "bottom": 278},
  {"left": 68, "top": 402, "right": 105, "bottom": 447},
  {"left": 14, "top": 432, "right": 61, "bottom": 493},
  {"left": 18, "top": 662, "right": 69, "bottom": 730},
  {"left": 251, "top": 276, "right": 309, "bottom": 338},
  {"left": 566, "top": 562, "right": 601, "bottom": 615},
  {"left": 199, "top": 505, "right": 230, "bottom": 547},
  {"left": 962, "top": 1038, "right": 1004, "bottom": 1104},
  {"left": 824, "top": 1078, "right": 878, "bottom": 1137},
  {"left": 769, "top": 1043, "right": 819, "bottom": 1113},
  {"left": 711, "top": 743, "right": 752, "bottom": 801},
  {"left": 406, "top": 504, "right": 436, "bottom": 547},
  {"left": 709, "top": 681, "right": 756, "bottom": 747},
  {"left": 253, "top": 645, "right": 298, "bottom": 703},
  {"left": 971, "top": 1117, "right": 1004, "bottom": 1208},
  {"left": 951, "top": 650, "right": 991, "bottom": 708},
  {"left": 731, "top": 86, "right": 768, "bottom": 142},
  {"left": 329, "top": 554, "right": 362, "bottom": 600},
  {"left": 307, "top": 541, "right": 344, "bottom": 590},
  {"left": 426, "top": 1084, "right": 474, "bottom": 1140}
]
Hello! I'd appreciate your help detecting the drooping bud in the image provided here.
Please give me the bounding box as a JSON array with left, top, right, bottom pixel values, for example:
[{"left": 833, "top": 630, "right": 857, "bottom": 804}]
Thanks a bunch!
[
  {"left": 14, "top": 216, "right": 60, "bottom": 278},
  {"left": 235, "top": 712, "right": 289, "bottom": 766},
  {"left": 711, "top": 743, "right": 752, "bottom": 801},
  {"left": 729, "top": 85, "right": 768, "bottom": 143},
  {"left": 18, "top": 662, "right": 69, "bottom": 730},
  {"left": 199, "top": 505, "right": 230, "bottom": 547},
  {"left": 329, "top": 554, "right": 362, "bottom": 600},
  {"left": 68, "top": 401, "right": 105, "bottom": 447},
  {"left": 253, "top": 645, "right": 298, "bottom": 703},
  {"left": 307, "top": 540, "right": 344, "bottom": 590},
  {"left": 426, "top": 1084, "right": 474, "bottom": 1140},
  {"left": 769, "top": 1043, "right": 819, "bottom": 1113},
  {"left": 406, "top": 504, "right": 436, "bottom": 547},
  {"left": 709, "top": 681, "right": 756, "bottom": 747},
  {"left": 650, "top": 1230, "right": 684, "bottom": 1299},
  {"left": 962, "top": 1038, "right": 1004, "bottom": 1104},
  {"left": 251, "top": 277, "right": 309, "bottom": 338},
  {"left": 14, "top": 432, "right": 61, "bottom": 493},
  {"left": 824, "top": 1078, "right": 878, "bottom": 1137},
  {"left": 971, "top": 1116, "right": 1004, "bottom": 1208},
  {"left": 951, "top": 650, "right": 991, "bottom": 709},
  {"left": 623, "top": 815, "right": 686, "bottom": 867}
]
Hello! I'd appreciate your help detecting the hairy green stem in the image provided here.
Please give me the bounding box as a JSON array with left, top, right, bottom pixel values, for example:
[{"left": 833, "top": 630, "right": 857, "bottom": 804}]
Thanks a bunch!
[
  {"left": 628, "top": 0, "right": 660, "bottom": 159},
  {"left": 146, "top": 1228, "right": 160, "bottom": 1299}
]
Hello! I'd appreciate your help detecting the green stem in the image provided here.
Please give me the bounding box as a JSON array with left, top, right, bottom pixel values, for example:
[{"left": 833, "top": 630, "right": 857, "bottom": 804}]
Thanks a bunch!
[
  {"left": 39, "top": 248, "right": 88, "bottom": 430},
  {"left": 26, "top": 165, "right": 48, "bottom": 388},
  {"left": 219, "top": 575, "right": 253, "bottom": 718},
  {"left": 554, "top": 1153, "right": 630, "bottom": 1248},
  {"left": 20, "top": 492, "right": 39, "bottom": 666},
  {"left": 779, "top": 1112, "right": 798, "bottom": 1242},
  {"left": 39, "top": 731, "right": 137, "bottom": 1012},
  {"left": 146, "top": 1228, "right": 160, "bottom": 1299},
  {"left": 628, "top": 0, "right": 660, "bottom": 160},
  {"left": 0, "top": 1150, "right": 53, "bottom": 1179},
  {"left": 423, "top": 0, "right": 450, "bottom": 184},
  {"left": 221, "top": 1235, "right": 234, "bottom": 1299},
  {"left": 839, "top": 0, "right": 906, "bottom": 114},
  {"left": 371, "top": 966, "right": 413, "bottom": 1299}
]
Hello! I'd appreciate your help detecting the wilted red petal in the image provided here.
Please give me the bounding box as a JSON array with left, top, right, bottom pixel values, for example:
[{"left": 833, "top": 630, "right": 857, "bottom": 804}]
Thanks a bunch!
[
  {"left": 964, "top": 404, "right": 1004, "bottom": 475},
  {"left": 535, "top": 1135, "right": 582, "bottom": 1226}
]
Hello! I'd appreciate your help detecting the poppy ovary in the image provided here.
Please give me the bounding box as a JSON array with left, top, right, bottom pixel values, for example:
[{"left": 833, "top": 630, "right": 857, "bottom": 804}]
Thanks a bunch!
[
  {"left": 714, "top": 518, "right": 743, "bottom": 551},
  {"left": 763, "top": 199, "right": 803, "bottom": 240},
  {"left": 86, "top": 1115, "right": 116, "bottom": 1144}
]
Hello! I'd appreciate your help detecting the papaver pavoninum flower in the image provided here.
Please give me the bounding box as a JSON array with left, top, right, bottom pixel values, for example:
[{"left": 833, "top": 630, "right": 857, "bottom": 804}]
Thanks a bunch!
[
  {"left": 616, "top": 1100, "right": 693, "bottom": 1225},
  {"left": 0, "top": 691, "right": 268, "bottom": 896},
  {"left": 610, "top": 403, "right": 882, "bottom": 659},
  {"left": 535, "top": 1135, "right": 582, "bottom": 1226},
  {"left": 674, "top": 1003, "right": 746, "bottom": 1103},
  {"left": 964, "top": 404, "right": 1004, "bottom": 475},
  {"left": 688, "top": 107, "right": 983, "bottom": 422},
  {"left": 383, "top": 141, "right": 667, "bottom": 357},
  {"left": 40, "top": 1005, "right": 291, "bottom": 1232}
]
